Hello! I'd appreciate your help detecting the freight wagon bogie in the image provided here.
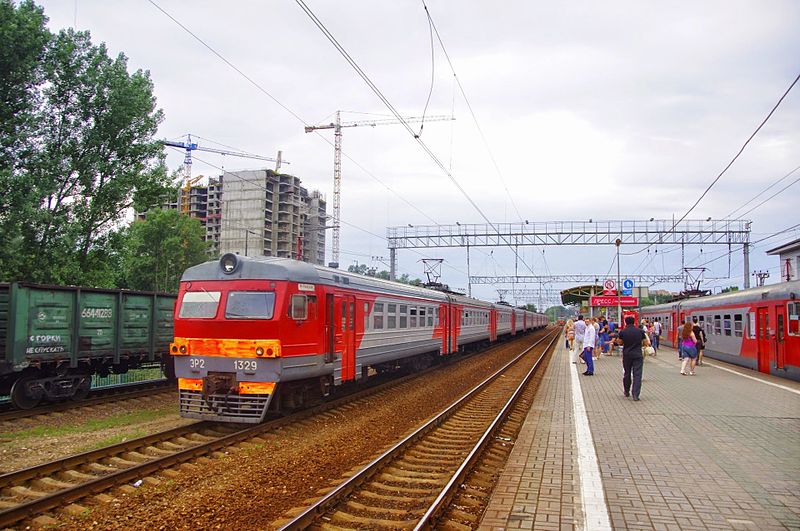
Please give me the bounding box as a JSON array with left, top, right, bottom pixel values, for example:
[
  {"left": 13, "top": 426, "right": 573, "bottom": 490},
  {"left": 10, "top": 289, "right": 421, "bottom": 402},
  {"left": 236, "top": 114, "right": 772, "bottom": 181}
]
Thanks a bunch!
[
  {"left": 0, "top": 283, "right": 177, "bottom": 409},
  {"left": 172, "top": 254, "right": 548, "bottom": 423}
]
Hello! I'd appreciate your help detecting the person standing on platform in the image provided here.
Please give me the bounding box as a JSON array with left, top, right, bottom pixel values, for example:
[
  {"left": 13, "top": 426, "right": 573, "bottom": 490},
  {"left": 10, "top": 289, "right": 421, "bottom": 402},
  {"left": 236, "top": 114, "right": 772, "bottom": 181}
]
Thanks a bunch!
[
  {"left": 565, "top": 319, "right": 575, "bottom": 351},
  {"left": 616, "top": 315, "right": 650, "bottom": 400},
  {"left": 692, "top": 316, "right": 707, "bottom": 366},
  {"left": 680, "top": 322, "right": 698, "bottom": 375},
  {"left": 573, "top": 316, "right": 587, "bottom": 364},
  {"left": 582, "top": 318, "right": 597, "bottom": 375},
  {"left": 653, "top": 320, "right": 661, "bottom": 351}
]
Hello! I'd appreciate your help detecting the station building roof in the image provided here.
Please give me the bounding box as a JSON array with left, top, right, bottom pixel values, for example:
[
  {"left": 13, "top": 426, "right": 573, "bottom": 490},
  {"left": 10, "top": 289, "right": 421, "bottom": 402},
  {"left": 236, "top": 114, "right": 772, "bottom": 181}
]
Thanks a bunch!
[{"left": 560, "top": 284, "right": 602, "bottom": 306}]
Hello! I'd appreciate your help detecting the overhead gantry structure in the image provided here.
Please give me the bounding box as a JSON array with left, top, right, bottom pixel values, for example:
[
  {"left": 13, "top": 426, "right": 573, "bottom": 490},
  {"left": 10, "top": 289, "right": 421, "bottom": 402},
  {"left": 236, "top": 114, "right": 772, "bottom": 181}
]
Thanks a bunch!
[{"left": 386, "top": 219, "right": 752, "bottom": 289}]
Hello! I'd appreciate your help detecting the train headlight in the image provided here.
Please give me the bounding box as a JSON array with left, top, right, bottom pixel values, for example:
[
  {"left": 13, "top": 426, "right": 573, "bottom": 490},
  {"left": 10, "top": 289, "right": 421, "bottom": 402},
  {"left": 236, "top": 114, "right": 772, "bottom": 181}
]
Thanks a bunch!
[
  {"left": 220, "top": 253, "right": 239, "bottom": 274},
  {"left": 179, "top": 345, "right": 187, "bottom": 354},
  {"left": 255, "top": 347, "right": 265, "bottom": 356}
]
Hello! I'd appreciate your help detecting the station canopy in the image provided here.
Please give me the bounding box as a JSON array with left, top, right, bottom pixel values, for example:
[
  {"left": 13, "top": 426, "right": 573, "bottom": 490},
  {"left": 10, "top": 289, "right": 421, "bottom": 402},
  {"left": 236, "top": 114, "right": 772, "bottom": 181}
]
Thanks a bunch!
[{"left": 560, "top": 284, "right": 602, "bottom": 306}]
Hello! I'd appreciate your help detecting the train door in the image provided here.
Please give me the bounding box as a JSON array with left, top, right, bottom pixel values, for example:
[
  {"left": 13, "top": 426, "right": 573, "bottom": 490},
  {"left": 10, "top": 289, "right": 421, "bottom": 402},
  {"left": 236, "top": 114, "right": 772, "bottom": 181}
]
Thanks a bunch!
[
  {"left": 489, "top": 309, "right": 497, "bottom": 342},
  {"left": 451, "top": 305, "right": 461, "bottom": 352},
  {"left": 334, "top": 294, "right": 357, "bottom": 382},
  {"left": 776, "top": 305, "right": 786, "bottom": 370},
  {"left": 756, "top": 306, "right": 771, "bottom": 374}
]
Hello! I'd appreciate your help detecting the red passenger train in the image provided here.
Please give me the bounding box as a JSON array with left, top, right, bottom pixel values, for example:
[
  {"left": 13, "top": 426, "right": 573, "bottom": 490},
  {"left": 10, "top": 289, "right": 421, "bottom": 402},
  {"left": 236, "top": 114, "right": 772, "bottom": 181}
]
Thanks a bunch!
[
  {"left": 640, "top": 280, "right": 800, "bottom": 381},
  {"left": 171, "top": 254, "right": 548, "bottom": 422}
]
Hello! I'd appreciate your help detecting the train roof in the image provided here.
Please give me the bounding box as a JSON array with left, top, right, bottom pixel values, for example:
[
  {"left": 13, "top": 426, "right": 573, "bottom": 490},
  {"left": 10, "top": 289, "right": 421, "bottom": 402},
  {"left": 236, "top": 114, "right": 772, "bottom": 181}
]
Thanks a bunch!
[
  {"left": 182, "top": 255, "right": 451, "bottom": 301},
  {"left": 642, "top": 280, "right": 800, "bottom": 313},
  {"left": 182, "top": 255, "right": 548, "bottom": 315}
]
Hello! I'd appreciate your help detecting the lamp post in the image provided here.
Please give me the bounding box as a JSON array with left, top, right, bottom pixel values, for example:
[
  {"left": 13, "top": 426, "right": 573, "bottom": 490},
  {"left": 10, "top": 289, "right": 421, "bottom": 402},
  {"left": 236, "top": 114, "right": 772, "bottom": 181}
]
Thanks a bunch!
[{"left": 616, "top": 238, "right": 622, "bottom": 326}]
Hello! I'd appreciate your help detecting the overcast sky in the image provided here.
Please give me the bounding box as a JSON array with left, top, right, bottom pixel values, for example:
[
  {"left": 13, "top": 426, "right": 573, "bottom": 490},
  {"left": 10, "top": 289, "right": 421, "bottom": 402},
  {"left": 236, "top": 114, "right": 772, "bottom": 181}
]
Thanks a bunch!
[{"left": 38, "top": 0, "right": 800, "bottom": 307}]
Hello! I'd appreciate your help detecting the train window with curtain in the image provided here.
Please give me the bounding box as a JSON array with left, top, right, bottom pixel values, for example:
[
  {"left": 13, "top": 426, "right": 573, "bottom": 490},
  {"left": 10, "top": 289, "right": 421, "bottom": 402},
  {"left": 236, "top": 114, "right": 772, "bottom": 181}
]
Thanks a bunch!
[
  {"left": 399, "top": 305, "right": 408, "bottom": 328},
  {"left": 723, "top": 314, "right": 732, "bottom": 336},
  {"left": 714, "top": 315, "right": 721, "bottom": 335},
  {"left": 388, "top": 314, "right": 396, "bottom": 329},
  {"left": 374, "top": 314, "right": 384, "bottom": 330},
  {"left": 375, "top": 302, "right": 384, "bottom": 313},
  {"left": 225, "top": 291, "right": 276, "bottom": 320},
  {"left": 788, "top": 303, "right": 800, "bottom": 336},
  {"left": 410, "top": 315, "right": 417, "bottom": 327},
  {"left": 179, "top": 291, "right": 222, "bottom": 319},
  {"left": 388, "top": 303, "right": 396, "bottom": 314},
  {"left": 734, "top": 314, "right": 743, "bottom": 337},
  {"left": 290, "top": 295, "right": 308, "bottom": 320}
]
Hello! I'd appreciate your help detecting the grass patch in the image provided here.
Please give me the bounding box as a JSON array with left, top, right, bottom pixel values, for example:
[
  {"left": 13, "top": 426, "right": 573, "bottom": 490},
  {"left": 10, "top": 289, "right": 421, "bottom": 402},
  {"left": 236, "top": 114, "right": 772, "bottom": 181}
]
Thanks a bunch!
[
  {"left": 0, "top": 409, "right": 173, "bottom": 440},
  {"left": 78, "top": 430, "right": 149, "bottom": 452}
]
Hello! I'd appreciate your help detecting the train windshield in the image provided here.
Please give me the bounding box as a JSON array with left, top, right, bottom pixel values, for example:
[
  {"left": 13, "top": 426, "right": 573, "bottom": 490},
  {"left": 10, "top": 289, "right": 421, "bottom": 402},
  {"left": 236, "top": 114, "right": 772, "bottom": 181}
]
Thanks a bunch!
[
  {"left": 225, "top": 291, "right": 276, "bottom": 319},
  {"left": 179, "top": 291, "right": 221, "bottom": 318}
]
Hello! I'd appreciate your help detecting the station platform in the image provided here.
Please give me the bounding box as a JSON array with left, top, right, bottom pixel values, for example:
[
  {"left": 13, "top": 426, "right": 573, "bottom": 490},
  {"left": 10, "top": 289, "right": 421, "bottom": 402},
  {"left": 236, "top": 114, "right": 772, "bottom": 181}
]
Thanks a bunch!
[{"left": 479, "top": 337, "right": 800, "bottom": 530}]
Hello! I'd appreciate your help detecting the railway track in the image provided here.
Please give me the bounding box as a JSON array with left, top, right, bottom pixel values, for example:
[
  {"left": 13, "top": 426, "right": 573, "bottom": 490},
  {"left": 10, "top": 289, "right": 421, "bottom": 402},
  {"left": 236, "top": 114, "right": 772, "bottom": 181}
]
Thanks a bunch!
[
  {"left": 0, "top": 331, "right": 554, "bottom": 528},
  {"left": 0, "top": 379, "right": 174, "bottom": 424},
  {"left": 0, "top": 331, "right": 548, "bottom": 528},
  {"left": 275, "top": 329, "right": 558, "bottom": 530}
]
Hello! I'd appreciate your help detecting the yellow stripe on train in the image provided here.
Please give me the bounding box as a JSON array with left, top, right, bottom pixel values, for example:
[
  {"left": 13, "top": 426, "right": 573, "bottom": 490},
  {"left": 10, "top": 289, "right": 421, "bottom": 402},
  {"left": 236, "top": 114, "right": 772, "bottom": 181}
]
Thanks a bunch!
[{"left": 170, "top": 338, "right": 281, "bottom": 358}]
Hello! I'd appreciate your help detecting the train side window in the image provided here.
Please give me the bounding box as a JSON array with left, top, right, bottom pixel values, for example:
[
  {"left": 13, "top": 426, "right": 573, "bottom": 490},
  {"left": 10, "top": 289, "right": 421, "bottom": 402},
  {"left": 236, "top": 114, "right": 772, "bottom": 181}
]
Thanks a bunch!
[
  {"left": 350, "top": 303, "right": 355, "bottom": 330},
  {"left": 777, "top": 314, "right": 784, "bottom": 341},
  {"left": 388, "top": 315, "right": 396, "bottom": 329},
  {"left": 290, "top": 295, "right": 308, "bottom": 320},
  {"left": 375, "top": 302, "right": 384, "bottom": 312},
  {"left": 428, "top": 307, "right": 434, "bottom": 327},
  {"left": 788, "top": 303, "right": 800, "bottom": 336},
  {"left": 733, "top": 314, "right": 743, "bottom": 337},
  {"left": 387, "top": 303, "right": 396, "bottom": 314},
  {"left": 713, "top": 315, "right": 721, "bottom": 335},
  {"left": 341, "top": 301, "right": 346, "bottom": 330},
  {"left": 399, "top": 304, "right": 408, "bottom": 328},
  {"left": 374, "top": 315, "right": 384, "bottom": 329},
  {"left": 723, "top": 314, "right": 732, "bottom": 336},
  {"left": 747, "top": 312, "right": 756, "bottom": 339}
]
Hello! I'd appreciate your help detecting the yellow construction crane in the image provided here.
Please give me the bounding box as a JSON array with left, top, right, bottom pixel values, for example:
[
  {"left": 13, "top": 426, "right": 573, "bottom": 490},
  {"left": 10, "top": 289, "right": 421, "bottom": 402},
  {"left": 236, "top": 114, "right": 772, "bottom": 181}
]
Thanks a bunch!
[{"left": 304, "top": 112, "right": 454, "bottom": 268}]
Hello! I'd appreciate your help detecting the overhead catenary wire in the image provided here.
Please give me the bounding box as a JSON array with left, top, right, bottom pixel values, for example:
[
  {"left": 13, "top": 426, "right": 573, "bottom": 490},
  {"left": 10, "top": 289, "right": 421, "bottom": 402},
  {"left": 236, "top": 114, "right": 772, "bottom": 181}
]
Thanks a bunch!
[
  {"left": 622, "top": 72, "right": 800, "bottom": 258},
  {"left": 724, "top": 164, "right": 800, "bottom": 219},
  {"left": 148, "top": 0, "right": 487, "bottom": 277},
  {"left": 294, "top": 0, "right": 537, "bottom": 278},
  {"left": 421, "top": 0, "right": 525, "bottom": 224}
]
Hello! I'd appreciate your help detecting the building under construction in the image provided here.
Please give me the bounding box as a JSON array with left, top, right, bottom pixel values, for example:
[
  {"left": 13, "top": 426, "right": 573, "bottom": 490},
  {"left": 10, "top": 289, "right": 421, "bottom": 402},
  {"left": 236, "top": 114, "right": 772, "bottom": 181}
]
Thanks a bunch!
[{"left": 142, "top": 169, "right": 327, "bottom": 265}]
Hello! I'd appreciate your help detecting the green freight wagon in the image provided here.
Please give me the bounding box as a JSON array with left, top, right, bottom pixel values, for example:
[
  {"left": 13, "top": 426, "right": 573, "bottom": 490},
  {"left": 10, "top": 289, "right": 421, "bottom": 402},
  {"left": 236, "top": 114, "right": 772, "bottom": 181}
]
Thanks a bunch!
[{"left": 0, "top": 283, "right": 176, "bottom": 409}]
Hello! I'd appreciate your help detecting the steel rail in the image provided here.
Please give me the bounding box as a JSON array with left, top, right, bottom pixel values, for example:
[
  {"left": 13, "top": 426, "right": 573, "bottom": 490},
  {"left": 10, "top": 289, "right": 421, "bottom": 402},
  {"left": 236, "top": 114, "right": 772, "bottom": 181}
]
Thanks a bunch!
[
  {"left": 415, "top": 330, "right": 559, "bottom": 529},
  {"left": 0, "top": 380, "right": 174, "bottom": 423},
  {"left": 0, "top": 331, "right": 548, "bottom": 528},
  {"left": 277, "top": 329, "right": 558, "bottom": 530}
]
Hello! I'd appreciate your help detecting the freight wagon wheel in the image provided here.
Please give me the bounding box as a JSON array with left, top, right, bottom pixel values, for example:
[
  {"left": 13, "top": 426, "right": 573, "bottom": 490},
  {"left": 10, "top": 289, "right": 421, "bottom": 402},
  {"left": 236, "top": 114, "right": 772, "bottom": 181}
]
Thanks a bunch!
[
  {"left": 72, "top": 378, "right": 91, "bottom": 401},
  {"left": 10, "top": 376, "right": 42, "bottom": 410}
]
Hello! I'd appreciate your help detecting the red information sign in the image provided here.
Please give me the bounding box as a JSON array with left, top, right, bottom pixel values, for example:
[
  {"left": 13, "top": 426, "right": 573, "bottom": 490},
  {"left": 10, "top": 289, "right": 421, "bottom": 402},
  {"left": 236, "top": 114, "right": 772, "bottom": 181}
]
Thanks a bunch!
[
  {"left": 590, "top": 296, "right": 639, "bottom": 307},
  {"left": 602, "top": 279, "right": 617, "bottom": 295}
]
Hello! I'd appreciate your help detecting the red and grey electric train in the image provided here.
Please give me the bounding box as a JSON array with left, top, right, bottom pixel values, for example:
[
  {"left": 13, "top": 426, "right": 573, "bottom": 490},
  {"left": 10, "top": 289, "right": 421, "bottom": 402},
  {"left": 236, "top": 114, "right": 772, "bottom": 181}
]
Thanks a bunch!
[
  {"left": 171, "top": 254, "right": 548, "bottom": 423},
  {"left": 640, "top": 280, "right": 800, "bottom": 380}
]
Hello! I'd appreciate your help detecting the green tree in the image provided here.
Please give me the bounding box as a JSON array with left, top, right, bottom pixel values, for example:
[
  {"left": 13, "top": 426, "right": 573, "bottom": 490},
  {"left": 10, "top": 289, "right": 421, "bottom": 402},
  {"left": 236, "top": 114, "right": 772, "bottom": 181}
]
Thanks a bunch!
[
  {"left": 0, "top": 0, "right": 50, "bottom": 279},
  {"left": 121, "top": 209, "right": 210, "bottom": 292},
  {"left": 0, "top": 3, "right": 171, "bottom": 285},
  {"left": 721, "top": 286, "right": 739, "bottom": 293}
]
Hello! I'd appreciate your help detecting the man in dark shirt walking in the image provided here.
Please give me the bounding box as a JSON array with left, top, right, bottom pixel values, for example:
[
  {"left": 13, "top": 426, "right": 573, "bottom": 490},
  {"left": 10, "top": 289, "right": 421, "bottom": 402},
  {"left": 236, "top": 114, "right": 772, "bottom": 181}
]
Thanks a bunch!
[{"left": 615, "top": 316, "right": 651, "bottom": 401}]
